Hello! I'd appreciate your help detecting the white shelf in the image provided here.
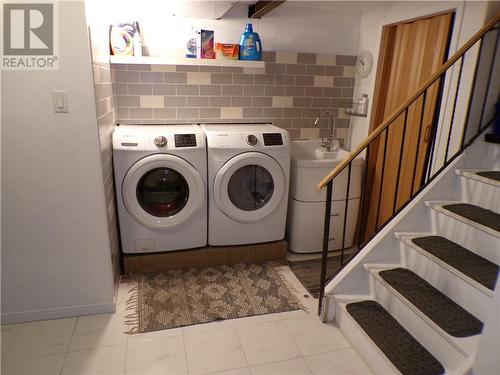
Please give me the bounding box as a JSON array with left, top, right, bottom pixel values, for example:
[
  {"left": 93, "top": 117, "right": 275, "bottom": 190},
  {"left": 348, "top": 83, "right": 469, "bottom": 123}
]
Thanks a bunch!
[{"left": 109, "top": 56, "right": 265, "bottom": 69}]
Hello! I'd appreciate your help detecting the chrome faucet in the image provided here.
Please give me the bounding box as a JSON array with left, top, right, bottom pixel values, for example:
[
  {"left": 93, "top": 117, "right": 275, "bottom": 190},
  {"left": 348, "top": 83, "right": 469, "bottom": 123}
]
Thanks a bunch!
[{"left": 314, "top": 110, "right": 339, "bottom": 152}]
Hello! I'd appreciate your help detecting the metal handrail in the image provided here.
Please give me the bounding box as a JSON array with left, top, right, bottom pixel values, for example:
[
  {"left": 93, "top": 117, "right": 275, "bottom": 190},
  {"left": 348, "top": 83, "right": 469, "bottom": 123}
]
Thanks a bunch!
[{"left": 317, "top": 12, "right": 500, "bottom": 191}]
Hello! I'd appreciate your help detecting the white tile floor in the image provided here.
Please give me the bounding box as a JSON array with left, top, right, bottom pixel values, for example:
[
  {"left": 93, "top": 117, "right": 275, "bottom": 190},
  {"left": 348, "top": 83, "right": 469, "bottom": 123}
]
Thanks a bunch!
[{"left": 1, "top": 266, "right": 373, "bottom": 375}]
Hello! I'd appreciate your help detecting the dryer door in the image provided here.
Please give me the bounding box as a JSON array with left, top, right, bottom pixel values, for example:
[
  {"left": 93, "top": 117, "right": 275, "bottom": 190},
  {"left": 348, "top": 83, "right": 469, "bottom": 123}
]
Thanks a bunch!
[
  {"left": 122, "top": 154, "right": 204, "bottom": 230},
  {"left": 213, "top": 152, "right": 286, "bottom": 223}
]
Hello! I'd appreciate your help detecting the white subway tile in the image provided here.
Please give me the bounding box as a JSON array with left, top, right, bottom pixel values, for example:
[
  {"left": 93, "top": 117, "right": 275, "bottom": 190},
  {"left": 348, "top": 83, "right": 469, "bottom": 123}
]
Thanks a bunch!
[
  {"left": 140, "top": 96, "right": 164, "bottom": 108},
  {"left": 151, "top": 65, "right": 176, "bottom": 72},
  {"left": 275, "top": 51, "right": 298, "bottom": 64},
  {"left": 314, "top": 76, "right": 334, "bottom": 87},
  {"left": 221, "top": 107, "right": 243, "bottom": 119},
  {"left": 316, "top": 54, "right": 336, "bottom": 66},
  {"left": 272, "top": 96, "right": 293, "bottom": 108},
  {"left": 187, "top": 72, "right": 211, "bottom": 85}
]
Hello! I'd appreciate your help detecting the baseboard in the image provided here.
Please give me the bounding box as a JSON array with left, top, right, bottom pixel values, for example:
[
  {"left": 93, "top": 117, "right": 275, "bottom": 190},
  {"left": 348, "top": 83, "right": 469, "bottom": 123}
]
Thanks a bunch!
[{"left": 1, "top": 302, "right": 116, "bottom": 325}]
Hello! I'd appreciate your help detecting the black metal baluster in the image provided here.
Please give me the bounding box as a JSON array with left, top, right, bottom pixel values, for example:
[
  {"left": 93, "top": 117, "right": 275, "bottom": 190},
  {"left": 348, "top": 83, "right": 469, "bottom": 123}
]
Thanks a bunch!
[
  {"left": 318, "top": 180, "right": 333, "bottom": 316},
  {"left": 340, "top": 163, "right": 352, "bottom": 265},
  {"left": 445, "top": 56, "right": 465, "bottom": 164},
  {"left": 392, "top": 109, "right": 408, "bottom": 215},
  {"left": 411, "top": 91, "right": 427, "bottom": 197},
  {"left": 375, "top": 128, "right": 389, "bottom": 231},
  {"left": 478, "top": 27, "right": 500, "bottom": 133},
  {"left": 357, "top": 144, "right": 371, "bottom": 249}
]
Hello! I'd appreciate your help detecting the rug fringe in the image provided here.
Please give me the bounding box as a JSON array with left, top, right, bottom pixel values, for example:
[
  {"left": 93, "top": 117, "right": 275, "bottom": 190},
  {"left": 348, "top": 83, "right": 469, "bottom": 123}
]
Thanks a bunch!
[
  {"left": 273, "top": 264, "right": 309, "bottom": 313},
  {"left": 124, "top": 282, "right": 140, "bottom": 334}
]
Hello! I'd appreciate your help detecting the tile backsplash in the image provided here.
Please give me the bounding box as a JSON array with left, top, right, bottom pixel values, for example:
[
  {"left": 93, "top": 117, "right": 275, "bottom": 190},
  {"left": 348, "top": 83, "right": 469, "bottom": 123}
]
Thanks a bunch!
[{"left": 111, "top": 51, "right": 356, "bottom": 146}]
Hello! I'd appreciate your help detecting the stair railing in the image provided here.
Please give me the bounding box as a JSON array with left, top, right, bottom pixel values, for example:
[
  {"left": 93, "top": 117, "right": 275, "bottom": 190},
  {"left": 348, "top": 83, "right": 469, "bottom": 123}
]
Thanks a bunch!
[{"left": 317, "top": 13, "right": 500, "bottom": 315}]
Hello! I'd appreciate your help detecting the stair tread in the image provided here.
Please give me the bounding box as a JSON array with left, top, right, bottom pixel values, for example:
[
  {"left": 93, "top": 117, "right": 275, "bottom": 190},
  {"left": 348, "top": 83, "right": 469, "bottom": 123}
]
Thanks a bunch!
[
  {"left": 379, "top": 268, "right": 483, "bottom": 337},
  {"left": 476, "top": 171, "right": 500, "bottom": 182},
  {"left": 411, "top": 236, "right": 499, "bottom": 291},
  {"left": 346, "top": 300, "right": 445, "bottom": 375},
  {"left": 442, "top": 203, "right": 500, "bottom": 232}
]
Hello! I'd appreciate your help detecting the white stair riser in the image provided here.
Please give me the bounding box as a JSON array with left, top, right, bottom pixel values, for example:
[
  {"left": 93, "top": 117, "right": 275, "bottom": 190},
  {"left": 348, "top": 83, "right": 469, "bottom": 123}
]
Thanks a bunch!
[
  {"left": 459, "top": 177, "right": 500, "bottom": 214},
  {"left": 400, "top": 242, "right": 492, "bottom": 321},
  {"left": 335, "top": 302, "right": 401, "bottom": 375},
  {"left": 430, "top": 210, "right": 500, "bottom": 264},
  {"left": 370, "top": 274, "right": 468, "bottom": 368}
]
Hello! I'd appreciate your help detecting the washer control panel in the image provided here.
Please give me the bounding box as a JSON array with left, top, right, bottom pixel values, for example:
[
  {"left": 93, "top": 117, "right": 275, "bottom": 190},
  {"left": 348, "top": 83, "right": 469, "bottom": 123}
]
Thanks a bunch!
[
  {"left": 245, "top": 134, "right": 258, "bottom": 146},
  {"left": 154, "top": 136, "right": 168, "bottom": 148},
  {"left": 174, "top": 134, "right": 197, "bottom": 148},
  {"left": 263, "top": 133, "right": 283, "bottom": 146}
]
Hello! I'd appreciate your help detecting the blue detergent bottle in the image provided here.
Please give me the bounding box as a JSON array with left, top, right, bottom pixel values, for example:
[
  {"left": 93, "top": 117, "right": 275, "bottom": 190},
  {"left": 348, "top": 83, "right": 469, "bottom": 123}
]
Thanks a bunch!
[{"left": 239, "top": 24, "right": 262, "bottom": 61}]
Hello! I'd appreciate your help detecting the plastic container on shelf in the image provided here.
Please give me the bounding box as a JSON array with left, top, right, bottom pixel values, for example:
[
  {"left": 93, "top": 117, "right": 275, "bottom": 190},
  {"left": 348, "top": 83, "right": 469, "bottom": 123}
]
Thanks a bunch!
[{"left": 239, "top": 23, "right": 262, "bottom": 61}]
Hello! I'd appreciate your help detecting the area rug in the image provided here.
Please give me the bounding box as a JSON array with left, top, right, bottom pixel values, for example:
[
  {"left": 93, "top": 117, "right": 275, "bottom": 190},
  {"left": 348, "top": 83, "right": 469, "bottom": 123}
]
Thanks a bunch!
[
  {"left": 125, "top": 262, "right": 302, "bottom": 333},
  {"left": 289, "top": 257, "right": 342, "bottom": 298}
]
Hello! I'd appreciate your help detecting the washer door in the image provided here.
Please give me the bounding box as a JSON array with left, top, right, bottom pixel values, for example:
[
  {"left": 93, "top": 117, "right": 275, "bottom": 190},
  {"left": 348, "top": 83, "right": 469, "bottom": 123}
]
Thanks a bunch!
[
  {"left": 214, "top": 152, "right": 286, "bottom": 223},
  {"left": 122, "top": 154, "right": 204, "bottom": 230}
]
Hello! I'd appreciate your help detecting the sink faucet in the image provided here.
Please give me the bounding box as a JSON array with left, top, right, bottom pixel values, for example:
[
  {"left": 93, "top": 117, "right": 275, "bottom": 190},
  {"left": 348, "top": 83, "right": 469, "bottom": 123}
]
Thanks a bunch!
[{"left": 314, "top": 110, "right": 339, "bottom": 152}]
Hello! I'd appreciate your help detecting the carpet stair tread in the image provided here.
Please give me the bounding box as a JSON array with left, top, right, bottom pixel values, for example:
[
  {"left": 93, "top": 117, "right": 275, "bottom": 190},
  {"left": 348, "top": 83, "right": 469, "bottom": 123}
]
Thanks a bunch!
[
  {"left": 476, "top": 171, "right": 500, "bottom": 182},
  {"left": 442, "top": 203, "right": 500, "bottom": 232},
  {"left": 379, "top": 268, "right": 483, "bottom": 337},
  {"left": 411, "top": 236, "right": 499, "bottom": 290},
  {"left": 346, "top": 300, "right": 445, "bottom": 375}
]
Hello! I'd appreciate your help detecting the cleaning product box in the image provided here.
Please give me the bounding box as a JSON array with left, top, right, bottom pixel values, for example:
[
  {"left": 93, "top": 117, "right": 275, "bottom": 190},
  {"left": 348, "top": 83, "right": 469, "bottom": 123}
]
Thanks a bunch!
[
  {"left": 215, "top": 43, "right": 239, "bottom": 60},
  {"left": 109, "top": 22, "right": 142, "bottom": 56},
  {"left": 197, "top": 30, "right": 215, "bottom": 59}
]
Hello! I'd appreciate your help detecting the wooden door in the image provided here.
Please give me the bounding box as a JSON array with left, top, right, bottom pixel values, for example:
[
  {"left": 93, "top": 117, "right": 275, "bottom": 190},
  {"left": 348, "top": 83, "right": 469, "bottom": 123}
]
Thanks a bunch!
[{"left": 363, "top": 12, "right": 453, "bottom": 240}]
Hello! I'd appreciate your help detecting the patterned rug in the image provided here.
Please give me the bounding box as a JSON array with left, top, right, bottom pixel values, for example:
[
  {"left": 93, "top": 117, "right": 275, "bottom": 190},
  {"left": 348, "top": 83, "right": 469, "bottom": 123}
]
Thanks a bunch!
[{"left": 126, "top": 262, "right": 302, "bottom": 333}]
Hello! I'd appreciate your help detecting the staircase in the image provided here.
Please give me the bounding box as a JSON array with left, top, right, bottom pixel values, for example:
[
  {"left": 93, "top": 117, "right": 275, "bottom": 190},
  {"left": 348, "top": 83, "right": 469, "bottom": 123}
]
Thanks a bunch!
[
  {"left": 330, "top": 138, "right": 499, "bottom": 374},
  {"left": 315, "top": 13, "right": 500, "bottom": 375}
]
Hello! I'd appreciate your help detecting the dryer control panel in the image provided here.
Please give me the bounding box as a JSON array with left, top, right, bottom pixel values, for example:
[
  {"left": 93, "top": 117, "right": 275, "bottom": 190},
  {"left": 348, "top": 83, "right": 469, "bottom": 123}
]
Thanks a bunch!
[{"left": 175, "top": 134, "right": 197, "bottom": 147}]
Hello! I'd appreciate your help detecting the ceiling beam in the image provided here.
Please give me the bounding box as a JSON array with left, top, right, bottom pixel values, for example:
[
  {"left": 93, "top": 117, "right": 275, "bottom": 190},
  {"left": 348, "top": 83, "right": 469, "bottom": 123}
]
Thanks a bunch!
[{"left": 248, "top": 1, "right": 286, "bottom": 19}]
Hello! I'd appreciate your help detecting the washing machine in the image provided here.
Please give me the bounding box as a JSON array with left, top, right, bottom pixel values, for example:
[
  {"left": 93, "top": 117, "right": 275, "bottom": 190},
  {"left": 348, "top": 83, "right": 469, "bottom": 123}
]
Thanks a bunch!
[
  {"left": 113, "top": 125, "right": 207, "bottom": 253},
  {"left": 202, "top": 123, "right": 290, "bottom": 246}
]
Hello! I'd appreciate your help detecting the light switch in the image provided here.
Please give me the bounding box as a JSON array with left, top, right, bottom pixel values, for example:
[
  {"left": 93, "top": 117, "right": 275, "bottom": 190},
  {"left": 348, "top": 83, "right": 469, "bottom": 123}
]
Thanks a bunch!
[{"left": 52, "top": 90, "right": 69, "bottom": 113}]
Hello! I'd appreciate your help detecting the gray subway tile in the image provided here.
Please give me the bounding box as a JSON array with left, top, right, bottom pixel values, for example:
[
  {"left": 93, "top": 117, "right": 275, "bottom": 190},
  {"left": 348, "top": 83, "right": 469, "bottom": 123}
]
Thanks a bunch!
[
  {"left": 324, "top": 88, "right": 342, "bottom": 97},
  {"left": 211, "top": 73, "right": 233, "bottom": 84},
  {"left": 115, "top": 70, "right": 139, "bottom": 83},
  {"left": 286, "top": 64, "right": 306, "bottom": 75},
  {"left": 164, "top": 72, "right": 187, "bottom": 83},
  {"left": 176, "top": 65, "right": 199, "bottom": 72},
  {"left": 233, "top": 74, "right": 254, "bottom": 85},
  {"left": 264, "top": 108, "right": 283, "bottom": 118},
  {"left": 94, "top": 83, "right": 113, "bottom": 101},
  {"left": 222, "top": 67, "right": 244, "bottom": 73},
  {"left": 210, "top": 96, "right": 231, "bottom": 107},
  {"left": 128, "top": 84, "right": 153, "bottom": 95},
  {"left": 262, "top": 51, "right": 276, "bottom": 62},
  {"left": 336, "top": 55, "right": 357, "bottom": 66},
  {"left": 153, "top": 84, "right": 176, "bottom": 95},
  {"left": 252, "top": 96, "right": 272, "bottom": 107},
  {"left": 292, "top": 118, "right": 312, "bottom": 128},
  {"left": 113, "top": 83, "right": 128, "bottom": 95},
  {"left": 285, "top": 86, "right": 305, "bottom": 96},
  {"left": 334, "top": 77, "right": 355, "bottom": 87},
  {"left": 288, "top": 128, "right": 300, "bottom": 138},
  {"left": 306, "top": 65, "right": 326, "bottom": 76},
  {"left": 265, "top": 86, "right": 285, "bottom": 96},
  {"left": 335, "top": 118, "right": 350, "bottom": 128},
  {"left": 243, "top": 107, "right": 264, "bottom": 118},
  {"left": 305, "top": 87, "right": 324, "bottom": 97},
  {"left": 275, "top": 75, "right": 295, "bottom": 86},
  {"left": 130, "top": 108, "right": 153, "bottom": 119},
  {"left": 255, "top": 74, "right": 274, "bottom": 85},
  {"left": 312, "top": 97, "right": 330, "bottom": 107},
  {"left": 293, "top": 97, "right": 312, "bottom": 107},
  {"left": 153, "top": 108, "right": 176, "bottom": 119},
  {"left": 297, "top": 53, "right": 316, "bottom": 64},
  {"left": 188, "top": 96, "right": 209, "bottom": 107},
  {"left": 112, "top": 64, "right": 127, "bottom": 71},
  {"left": 177, "top": 108, "right": 199, "bottom": 118},
  {"left": 176, "top": 84, "right": 200, "bottom": 95},
  {"left": 222, "top": 85, "right": 244, "bottom": 96},
  {"left": 303, "top": 108, "right": 320, "bottom": 118},
  {"left": 244, "top": 85, "right": 265, "bottom": 96},
  {"left": 200, "top": 108, "right": 221, "bottom": 119},
  {"left": 164, "top": 96, "right": 187, "bottom": 107},
  {"left": 200, "top": 84, "right": 222, "bottom": 96},
  {"left": 200, "top": 66, "right": 222, "bottom": 73},
  {"left": 140, "top": 72, "right": 163, "bottom": 83},
  {"left": 116, "top": 107, "right": 129, "bottom": 119},
  {"left": 116, "top": 95, "right": 140, "bottom": 107},
  {"left": 265, "top": 63, "right": 286, "bottom": 74},
  {"left": 325, "top": 66, "right": 344, "bottom": 76},
  {"left": 231, "top": 97, "right": 251, "bottom": 107},
  {"left": 284, "top": 108, "right": 302, "bottom": 118},
  {"left": 273, "top": 119, "right": 292, "bottom": 128},
  {"left": 126, "top": 64, "right": 151, "bottom": 71},
  {"left": 295, "top": 75, "right": 314, "bottom": 86},
  {"left": 341, "top": 87, "right": 355, "bottom": 98},
  {"left": 331, "top": 98, "right": 352, "bottom": 108}
]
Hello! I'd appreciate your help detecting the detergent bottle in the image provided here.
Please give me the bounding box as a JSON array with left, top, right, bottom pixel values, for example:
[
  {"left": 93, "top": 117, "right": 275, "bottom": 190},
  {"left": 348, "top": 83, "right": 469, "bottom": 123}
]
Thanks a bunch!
[{"left": 239, "top": 24, "right": 262, "bottom": 61}]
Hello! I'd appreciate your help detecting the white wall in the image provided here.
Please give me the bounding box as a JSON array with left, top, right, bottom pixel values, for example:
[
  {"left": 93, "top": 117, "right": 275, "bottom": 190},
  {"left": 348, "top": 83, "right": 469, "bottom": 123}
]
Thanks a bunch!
[
  {"left": 84, "top": 1, "right": 361, "bottom": 56},
  {"left": 1, "top": 1, "right": 115, "bottom": 323},
  {"left": 349, "top": 0, "right": 491, "bottom": 151}
]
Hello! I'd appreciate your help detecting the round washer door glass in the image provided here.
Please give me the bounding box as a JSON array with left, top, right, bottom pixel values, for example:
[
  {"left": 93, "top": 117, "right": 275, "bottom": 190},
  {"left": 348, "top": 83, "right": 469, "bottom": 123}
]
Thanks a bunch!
[
  {"left": 136, "top": 167, "right": 189, "bottom": 217},
  {"left": 214, "top": 152, "right": 286, "bottom": 223},
  {"left": 122, "top": 154, "right": 204, "bottom": 230},
  {"left": 227, "top": 165, "right": 274, "bottom": 211}
]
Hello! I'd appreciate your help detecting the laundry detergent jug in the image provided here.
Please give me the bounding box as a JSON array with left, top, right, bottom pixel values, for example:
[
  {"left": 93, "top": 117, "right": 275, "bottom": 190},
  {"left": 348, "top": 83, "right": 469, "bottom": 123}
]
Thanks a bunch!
[{"left": 239, "top": 24, "right": 262, "bottom": 61}]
